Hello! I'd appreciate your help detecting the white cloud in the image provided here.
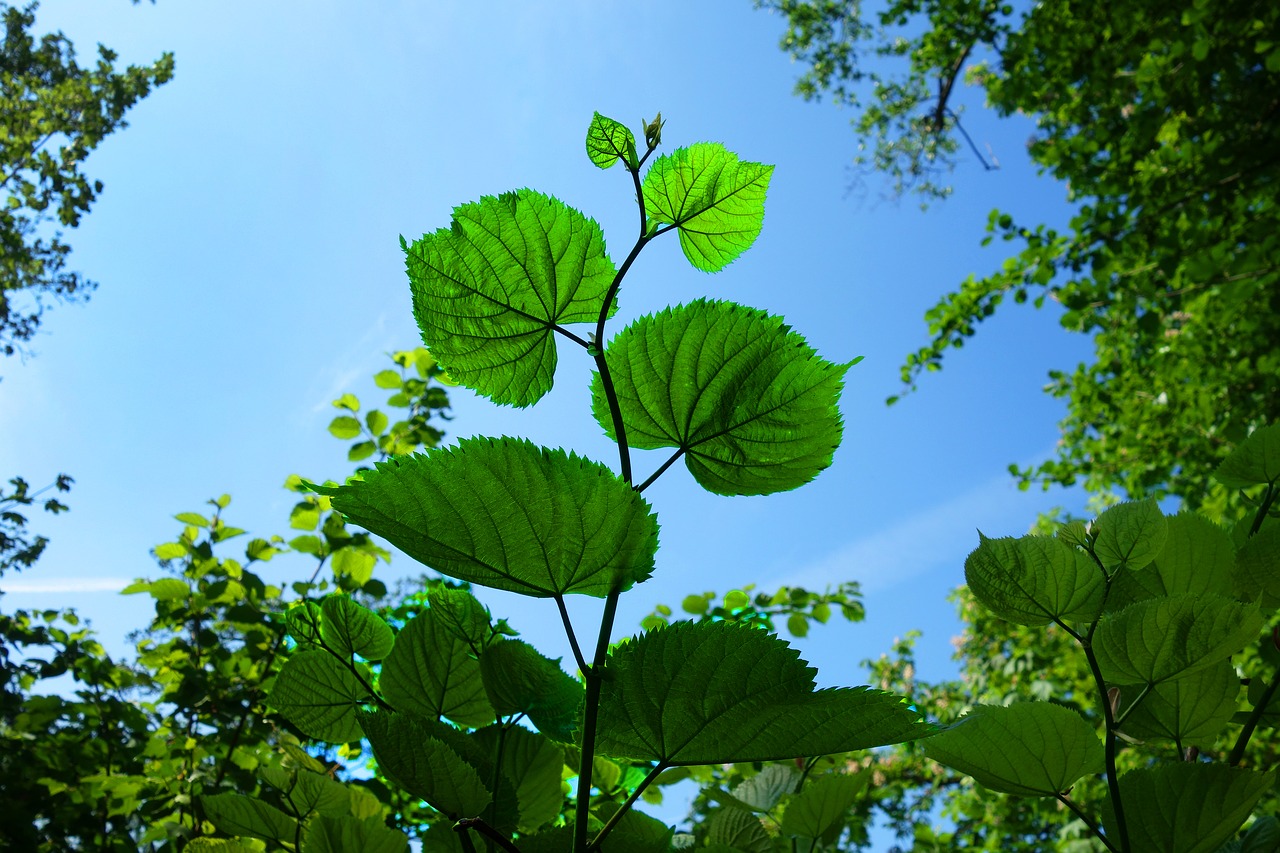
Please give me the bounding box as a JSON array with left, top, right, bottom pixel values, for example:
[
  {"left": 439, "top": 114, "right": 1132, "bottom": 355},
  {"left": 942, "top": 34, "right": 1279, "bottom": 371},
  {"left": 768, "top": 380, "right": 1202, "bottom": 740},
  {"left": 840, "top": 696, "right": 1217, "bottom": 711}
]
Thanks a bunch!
[{"left": 3, "top": 577, "right": 132, "bottom": 594}]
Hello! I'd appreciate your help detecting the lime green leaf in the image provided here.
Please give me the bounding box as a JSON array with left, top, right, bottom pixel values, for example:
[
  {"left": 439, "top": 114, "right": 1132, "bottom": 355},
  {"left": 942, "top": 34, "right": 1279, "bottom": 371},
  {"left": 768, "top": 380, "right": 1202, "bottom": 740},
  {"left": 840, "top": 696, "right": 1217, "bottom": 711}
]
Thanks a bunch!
[
  {"left": 404, "top": 189, "right": 617, "bottom": 407},
  {"left": 381, "top": 609, "right": 494, "bottom": 728},
  {"left": 304, "top": 815, "right": 409, "bottom": 853},
  {"left": 1215, "top": 424, "right": 1280, "bottom": 488},
  {"left": 285, "top": 601, "right": 323, "bottom": 646},
  {"left": 586, "top": 112, "right": 638, "bottom": 170},
  {"left": 152, "top": 542, "right": 188, "bottom": 560},
  {"left": 122, "top": 578, "right": 190, "bottom": 600},
  {"left": 320, "top": 595, "right": 394, "bottom": 661},
  {"left": 289, "top": 501, "right": 321, "bottom": 531},
  {"left": 596, "top": 621, "right": 928, "bottom": 764},
  {"left": 201, "top": 793, "right": 296, "bottom": 842},
  {"left": 780, "top": 772, "right": 868, "bottom": 838},
  {"left": 1235, "top": 523, "right": 1280, "bottom": 609},
  {"left": 594, "top": 300, "right": 848, "bottom": 495},
  {"left": 174, "top": 512, "right": 209, "bottom": 527},
  {"left": 331, "top": 547, "right": 376, "bottom": 585},
  {"left": 356, "top": 710, "right": 491, "bottom": 820},
  {"left": 318, "top": 437, "right": 658, "bottom": 598},
  {"left": 1094, "top": 594, "right": 1263, "bottom": 685},
  {"left": 787, "top": 612, "right": 809, "bottom": 637},
  {"left": 328, "top": 416, "right": 363, "bottom": 440},
  {"left": 730, "top": 764, "right": 797, "bottom": 812},
  {"left": 709, "top": 806, "right": 771, "bottom": 853},
  {"left": 268, "top": 650, "right": 368, "bottom": 743},
  {"left": 347, "top": 441, "right": 377, "bottom": 463},
  {"left": 642, "top": 142, "right": 774, "bottom": 272},
  {"left": 922, "top": 703, "right": 1103, "bottom": 796},
  {"left": 681, "top": 594, "right": 710, "bottom": 615},
  {"left": 333, "top": 393, "right": 360, "bottom": 412},
  {"left": 373, "top": 369, "right": 402, "bottom": 389},
  {"left": 478, "top": 639, "right": 583, "bottom": 742},
  {"left": 1102, "top": 765, "right": 1277, "bottom": 853},
  {"left": 1111, "top": 513, "right": 1235, "bottom": 607},
  {"left": 473, "top": 726, "right": 565, "bottom": 833},
  {"left": 1093, "top": 499, "right": 1167, "bottom": 573},
  {"left": 365, "top": 410, "right": 389, "bottom": 435},
  {"left": 429, "top": 586, "right": 493, "bottom": 650},
  {"left": 964, "top": 533, "right": 1104, "bottom": 626},
  {"left": 1118, "top": 661, "right": 1241, "bottom": 743}
]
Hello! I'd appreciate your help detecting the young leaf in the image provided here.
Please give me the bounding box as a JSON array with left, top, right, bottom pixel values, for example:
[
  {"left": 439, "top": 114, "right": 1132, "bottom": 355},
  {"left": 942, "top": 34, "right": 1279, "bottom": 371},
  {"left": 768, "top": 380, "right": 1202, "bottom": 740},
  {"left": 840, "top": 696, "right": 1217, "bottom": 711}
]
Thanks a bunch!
[
  {"left": 964, "top": 533, "right": 1104, "bottom": 626},
  {"left": 316, "top": 437, "right": 659, "bottom": 598},
  {"left": 1093, "top": 594, "right": 1263, "bottom": 686},
  {"left": 429, "top": 586, "right": 494, "bottom": 650},
  {"left": 593, "top": 300, "right": 849, "bottom": 495},
  {"left": 586, "top": 112, "right": 639, "bottom": 170},
  {"left": 304, "top": 814, "right": 410, "bottom": 853},
  {"left": 1102, "top": 764, "right": 1277, "bottom": 853},
  {"left": 285, "top": 601, "right": 323, "bottom": 647},
  {"left": 1214, "top": 424, "right": 1280, "bottom": 488},
  {"left": 478, "top": 639, "right": 583, "bottom": 742},
  {"left": 922, "top": 703, "right": 1103, "bottom": 796},
  {"left": 1118, "top": 660, "right": 1241, "bottom": 743},
  {"left": 1092, "top": 498, "right": 1167, "bottom": 573},
  {"left": 642, "top": 142, "right": 774, "bottom": 272},
  {"left": 320, "top": 595, "right": 395, "bottom": 661},
  {"left": 404, "top": 189, "right": 617, "bottom": 407},
  {"left": 1110, "top": 512, "right": 1235, "bottom": 608},
  {"left": 356, "top": 710, "right": 491, "bottom": 820},
  {"left": 267, "top": 649, "right": 368, "bottom": 743},
  {"left": 779, "top": 772, "right": 868, "bottom": 838},
  {"left": 200, "top": 793, "right": 297, "bottom": 842},
  {"left": 596, "top": 621, "right": 928, "bottom": 764},
  {"left": 472, "top": 726, "right": 565, "bottom": 833},
  {"left": 380, "top": 609, "right": 494, "bottom": 729}
]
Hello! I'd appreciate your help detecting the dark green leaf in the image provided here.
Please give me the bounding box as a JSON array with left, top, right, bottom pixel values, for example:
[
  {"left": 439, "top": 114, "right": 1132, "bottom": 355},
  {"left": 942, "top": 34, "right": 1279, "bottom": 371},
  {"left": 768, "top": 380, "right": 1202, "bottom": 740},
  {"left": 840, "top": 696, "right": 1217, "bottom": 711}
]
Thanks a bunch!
[
  {"left": 357, "top": 710, "right": 491, "bottom": 820},
  {"left": 595, "top": 803, "right": 674, "bottom": 853},
  {"left": 200, "top": 793, "right": 296, "bottom": 842},
  {"left": 1235, "top": 523, "right": 1280, "bottom": 609},
  {"left": 473, "top": 726, "right": 565, "bottom": 833},
  {"left": 964, "top": 533, "right": 1104, "bottom": 626},
  {"left": 285, "top": 601, "right": 323, "bottom": 647},
  {"left": 586, "top": 111, "right": 638, "bottom": 170},
  {"left": 268, "top": 650, "right": 368, "bottom": 743},
  {"left": 1118, "top": 661, "right": 1241, "bottom": 743},
  {"left": 1111, "top": 512, "right": 1235, "bottom": 607},
  {"left": 259, "top": 766, "right": 350, "bottom": 818},
  {"left": 780, "top": 772, "right": 868, "bottom": 838},
  {"left": 381, "top": 609, "right": 494, "bottom": 728},
  {"left": 1215, "top": 425, "right": 1280, "bottom": 488},
  {"left": 320, "top": 595, "right": 395, "bottom": 661},
  {"left": 730, "top": 764, "right": 798, "bottom": 812},
  {"left": 304, "top": 815, "right": 409, "bottom": 853},
  {"left": 429, "top": 586, "right": 493, "bottom": 651},
  {"left": 478, "top": 639, "right": 583, "bottom": 742},
  {"left": 709, "top": 806, "right": 771, "bottom": 853}
]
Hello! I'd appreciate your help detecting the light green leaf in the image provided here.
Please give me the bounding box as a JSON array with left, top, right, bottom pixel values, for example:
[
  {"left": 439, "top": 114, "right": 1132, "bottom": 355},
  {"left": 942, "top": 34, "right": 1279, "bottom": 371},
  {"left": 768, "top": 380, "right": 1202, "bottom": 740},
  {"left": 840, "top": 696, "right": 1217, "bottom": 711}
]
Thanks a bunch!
[
  {"left": 1235, "top": 523, "right": 1280, "bottom": 609},
  {"left": 642, "top": 142, "right": 774, "bottom": 272},
  {"left": 320, "top": 595, "right": 395, "bottom": 661},
  {"left": 366, "top": 410, "right": 389, "bottom": 435},
  {"left": 586, "top": 112, "right": 638, "bottom": 170},
  {"left": 328, "top": 416, "right": 362, "bottom": 440},
  {"left": 709, "top": 806, "right": 771, "bottom": 853},
  {"left": 267, "top": 650, "right": 368, "bottom": 743},
  {"left": 184, "top": 840, "right": 262, "bottom": 853},
  {"left": 152, "top": 542, "right": 188, "bottom": 560},
  {"left": 596, "top": 621, "right": 929, "bottom": 764},
  {"left": 593, "top": 300, "right": 848, "bottom": 496},
  {"left": 429, "top": 586, "right": 494, "bottom": 651},
  {"left": 289, "top": 501, "right": 321, "bottom": 531},
  {"left": 1094, "top": 594, "right": 1263, "bottom": 686},
  {"left": 964, "top": 533, "right": 1104, "bottom": 626},
  {"left": 404, "top": 189, "right": 617, "bottom": 407},
  {"left": 1118, "top": 661, "right": 1241, "bottom": 743},
  {"left": 1093, "top": 499, "right": 1167, "bottom": 573},
  {"left": 922, "top": 703, "right": 1103, "bottom": 796},
  {"left": 730, "top": 764, "right": 798, "bottom": 812},
  {"left": 373, "top": 369, "right": 402, "bottom": 389},
  {"left": 174, "top": 511, "right": 209, "bottom": 527},
  {"left": 318, "top": 437, "right": 659, "bottom": 598},
  {"left": 284, "top": 601, "right": 323, "bottom": 647},
  {"left": 347, "top": 440, "right": 377, "bottom": 463},
  {"left": 381, "top": 609, "right": 494, "bottom": 728},
  {"left": 330, "top": 547, "right": 376, "bottom": 585},
  {"left": 1111, "top": 513, "right": 1235, "bottom": 607},
  {"left": 304, "top": 815, "right": 409, "bottom": 853},
  {"left": 123, "top": 578, "right": 190, "bottom": 600},
  {"left": 1102, "top": 764, "right": 1277, "bottom": 853},
  {"left": 780, "top": 772, "right": 868, "bottom": 838},
  {"left": 357, "top": 710, "right": 492, "bottom": 820},
  {"left": 473, "top": 726, "right": 565, "bottom": 833},
  {"left": 1215, "top": 424, "right": 1280, "bottom": 488},
  {"left": 478, "top": 639, "right": 583, "bottom": 742},
  {"left": 200, "top": 793, "right": 296, "bottom": 842}
]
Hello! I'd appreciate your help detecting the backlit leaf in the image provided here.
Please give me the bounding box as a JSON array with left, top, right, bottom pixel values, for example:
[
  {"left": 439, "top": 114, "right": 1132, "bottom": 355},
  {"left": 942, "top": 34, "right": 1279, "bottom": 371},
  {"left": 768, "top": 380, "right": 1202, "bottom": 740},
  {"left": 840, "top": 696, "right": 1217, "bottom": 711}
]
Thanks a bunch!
[
  {"left": 318, "top": 437, "right": 658, "bottom": 598},
  {"left": 709, "top": 806, "right": 770, "bottom": 853},
  {"left": 1092, "top": 499, "right": 1167, "bottom": 573},
  {"left": 478, "top": 639, "right": 583, "bottom": 742},
  {"left": 201, "top": 793, "right": 296, "bottom": 842},
  {"left": 593, "top": 300, "right": 848, "bottom": 495},
  {"left": 268, "top": 649, "right": 368, "bottom": 743},
  {"left": 320, "top": 594, "right": 394, "bottom": 661},
  {"left": 404, "top": 189, "right": 617, "bottom": 406},
  {"left": 780, "top": 772, "right": 868, "bottom": 838},
  {"left": 964, "top": 533, "right": 1104, "bottom": 626},
  {"left": 304, "top": 815, "right": 409, "bottom": 853},
  {"left": 1111, "top": 513, "right": 1234, "bottom": 608},
  {"left": 1118, "top": 661, "right": 1241, "bottom": 743},
  {"left": 586, "top": 112, "right": 638, "bottom": 170},
  {"left": 922, "top": 703, "right": 1103, "bottom": 796},
  {"left": 1215, "top": 424, "right": 1280, "bottom": 489},
  {"left": 328, "top": 416, "right": 362, "bottom": 440},
  {"left": 472, "top": 726, "right": 565, "bottom": 833},
  {"left": 596, "top": 621, "right": 928, "bottom": 764},
  {"left": 1235, "top": 523, "right": 1280, "bottom": 609},
  {"left": 357, "top": 710, "right": 491, "bottom": 820},
  {"left": 381, "top": 609, "right": 494, "bottom": 728},
  {"left": 429, "top": 586, "right": 494, "bottom": 651},
  {"left": 730, "top": 764, "right": 797, "bottom": 812}
]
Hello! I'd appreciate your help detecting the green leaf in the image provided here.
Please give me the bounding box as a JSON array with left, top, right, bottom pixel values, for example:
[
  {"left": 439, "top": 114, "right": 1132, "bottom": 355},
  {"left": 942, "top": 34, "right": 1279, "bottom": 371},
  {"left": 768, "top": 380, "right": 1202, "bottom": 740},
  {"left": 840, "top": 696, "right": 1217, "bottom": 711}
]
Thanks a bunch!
[
  {"left": 320, "top": 595, "right": 395, "bottom": 661},
  {"left": 373, "top": 369, "right": 402, "bottom": 389},
  {"left": 1093, "top": 594, "right": 1263, "bottom": 686},
  {"left": 593, "top": 300, "right": 848, "bottom": 496},
  {"left": 780, "top": 772, "right": 868, "bottom": 838},
  {"left": 472, "top": 726, "right": 565, "bottom": 833},
  {"left": 347, "top": 440, "right": 377, "bottom": 463},
  {"left": 1092, "top": 498, "right": 1168, "bottom": 573},
  {"left": 404, "top": 189, "right": 617, "bottom": 407},
  {"left": 328, "top": 416, "right": 363, "bottom": 440},
  {"left": 596, "top": 621, "right": 928, "bottom": 764},
  {"left": 922, "top": 703, "right": 1103, "bottom": 796},
  {"left": 595, "top": 803, "right": 674, "bottom": 853},
  {"left": 260, "top": 766, "right": 350, "bottom": 818},
  {"left": 381, "top": 609, "right": 494, "bottom": 728},
  {"left": 318, "top": 437, "right": 658, "bottom": 598},
  {"left": 1102, "top": 764, "right": 1277, "bottom": 853},
  {"left": 786, "top": 612, "right": 809, "bottom": 637},
  {"left": 1118, "top": 660, "right": 1241, "bottom": 743},
  {"left": 1215, "top": 424, "right": 1280, "bottom": 488},
  {"left": 642, "top": 142, "right": 774, "bottom": 272},
  {"left": 429, "top": 586, "right": 493, "bottom": 650},
  {"left": 184, "top": 841, "right": 261, "bottom": 853},
  {"left": 333, "top": 393, "right": 360, "bottom": 412},
  {"left": 1111, "top": 513, "right": 1235, "bottom": 607},
  {"left": 478, "top": 639, "right": 583, "bottom": 742},
  {"left": 152, "top": 542, "right": 188, "bottom": 560},
  {"left": 366, "top": 410, "right": 389, "bottom": 435},
  {"left": 709, "top": 806, "right": 771, "bottom": 853},
  {"left": 289, "top": 501, "right": 321, "bottom": 531},
  {"left": 285, "top": 601, "right": 323, "bottom": 646},
  {"left": 1235, "top": 523, "right": 1280, "bottom": 609},
  {"left": 964, "top": 533, "right": 1104, "bottom": 626},
  {"left": 330, "top": 547, "right": 377, "bottom": 585},
  {"left": 730, "top": 764, "right": 798, "bottom": 812},
  {"left": 122, "top": 578, "right": 190, "bottom": 600},
  {"left": 201, "top": 793, "right": 297, "bottom": 842},
  {"left": 356, "top": 710, "right": 491, "bottom": 820},
  {"left": 304, "top": 815, "right": 409, "bottom": 853},
  {"left": 586, "top": 111, "right": 638, "bottom": 170},
  {"left": 174, "top": 512, "right": 209, "bottom": 527},
  {"left": 267, "top": 649, "right": 369, "bottom": 743}
]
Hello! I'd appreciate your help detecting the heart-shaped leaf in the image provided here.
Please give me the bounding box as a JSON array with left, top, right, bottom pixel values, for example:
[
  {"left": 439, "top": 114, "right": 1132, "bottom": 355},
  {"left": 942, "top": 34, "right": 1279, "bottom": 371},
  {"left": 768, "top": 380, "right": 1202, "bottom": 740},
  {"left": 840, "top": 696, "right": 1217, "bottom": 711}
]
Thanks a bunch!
[
  {"left": 381, "top": 609, "right": 494, "bottom": 728},
  {"left": 964, "top": 533, "right": 1104, "bottom": 626}
]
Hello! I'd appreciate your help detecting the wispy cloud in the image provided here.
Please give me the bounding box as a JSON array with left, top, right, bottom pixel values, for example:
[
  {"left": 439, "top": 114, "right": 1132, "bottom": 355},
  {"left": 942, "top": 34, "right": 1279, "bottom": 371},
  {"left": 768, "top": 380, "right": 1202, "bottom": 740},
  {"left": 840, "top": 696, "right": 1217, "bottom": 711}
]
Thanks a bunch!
[{"left": 3, "top": 577, "right": 132, "bottom": 594}]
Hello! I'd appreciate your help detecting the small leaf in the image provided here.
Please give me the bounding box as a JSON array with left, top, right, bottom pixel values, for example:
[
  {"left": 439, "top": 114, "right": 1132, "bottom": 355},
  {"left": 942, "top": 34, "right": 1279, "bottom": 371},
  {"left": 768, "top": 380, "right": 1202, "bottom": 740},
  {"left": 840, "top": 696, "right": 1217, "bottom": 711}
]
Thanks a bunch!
[
  {"left": 965, "top": 533, "right": 1104, "bottom": 626},
  {"left": 780, "top": 772, "right": 868, "bottom": 838},
  {"left": 331, "top": 547, "right": 377, "bottom": 585},
  {"left": 366, "top": 410, "right": 389, "bottom": 435},
  {"left": 373, "top": 369, "right": 402, "bottom": 389},
  {"left": 1215, "top": 424, "right": 1280, "bottom": 488},
  {"left": 478, "top": 639, "right": 583, "bottom": 742},
  {"left": 328, "top": 416, "right": 363, "bottom": 440},
  {"left": 429, "top": 586, "right": 494, "bottom": 650},
  {"left": 333, "top": 393, "right": 360, "bottom": 412},
  {"left": 285, "top": 601, "right": 323, "bottom": 646},
  {"left": 1092, "top": 499, "right": 1167, "bottom": 573},
  {"left": 347, "top": 441, "right": 377, "bottom": 463},
  {"left": 1118, "top": 661, "right": 1241, "bottom": 743},
  {"left": 586, "top": 111, "right": 638, "bottom": 170},
  {"left": 320, "top": 595, "right": 395, "bottom": 660},
  {"left": 642, "top": 142, "right": 774, "bottom": 272},
  {"left": 596, "top": 621, "right": 929, "bottom": 764},
  {"left": 289, "top": 501, "right": 321, "bottom": 532},
  {"left": 201, "top": 793, "right": 296, "bottom": 842},
  {"left": 922, "top": 703, "right": 1103, "bottom": 796},
  {"left": 381, "top": 608, "right": 494, "bottom": 728},
  {"left": 152, "top": 542, "right": 188, "bottom": 560},
  {"left": 357, "top": 710, "right": 491, "bottom": 820},
  {"left": 174, "top": 512, "right": 209, "bottom": 527},
  {"left": 268, "top": 649, "right": 369, "bottom": 743},
  {"left": 124, "top": 578, "right": 190, "bottom": 600}
]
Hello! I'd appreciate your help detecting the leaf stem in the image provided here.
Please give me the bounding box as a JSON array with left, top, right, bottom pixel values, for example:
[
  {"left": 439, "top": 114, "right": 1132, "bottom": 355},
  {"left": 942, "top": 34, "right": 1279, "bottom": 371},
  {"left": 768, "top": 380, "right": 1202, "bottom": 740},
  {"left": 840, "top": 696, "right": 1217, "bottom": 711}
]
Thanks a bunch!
[
  {"left": 555, "top": 594, "right": 591, "bottom": 675},
  {"left": 1081, "top": 637, "right": 1129, "bottom": 853},
  {"left": 636, "top": 448, "right": 686, "bottom": 493},
  {"left": 1055, "top": 792, "right": 1118, "bottom": 853},
  {"left": 1249, "top": 483, "right": 1278, "bottom": 536},
  {"left": 574, "top": 588, "right": 622, "bottom": 853},
  {"left": 1227, "top": 666, "right": 1280, "bottom": 766},
  {"left": 553, "top": 325, "right": 592, "bottom": 349},
  {"left": 587, "top": 762, "right": 669, "bottom": 852},
  {"left": 1113, "top": 682, "right": 1153, "bottom": 729}
]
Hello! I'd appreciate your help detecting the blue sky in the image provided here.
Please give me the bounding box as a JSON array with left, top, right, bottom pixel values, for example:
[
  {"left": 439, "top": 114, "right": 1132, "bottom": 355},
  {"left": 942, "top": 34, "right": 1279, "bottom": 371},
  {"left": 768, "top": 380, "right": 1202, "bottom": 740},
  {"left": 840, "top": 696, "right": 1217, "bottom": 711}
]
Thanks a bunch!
[{"left": 2, "top": 0, "right": 1094, "bottom": 839}]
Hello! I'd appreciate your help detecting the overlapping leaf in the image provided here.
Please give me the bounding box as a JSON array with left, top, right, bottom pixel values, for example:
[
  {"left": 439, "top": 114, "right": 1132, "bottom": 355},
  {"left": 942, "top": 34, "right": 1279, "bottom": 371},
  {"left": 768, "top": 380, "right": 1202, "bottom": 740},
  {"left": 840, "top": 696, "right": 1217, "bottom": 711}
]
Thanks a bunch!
[
  {"left": 642, "top": 142, "right": 773, "bottom": 271},
  {"left": 586, "top": 112, "right": 638, "bottom": 170},
  {"left": 320, "top": 595, "right": 394, "bottom": 661},
  {"left": 1118, "top": 661, "right": 1240, "bottom": 743},
  {"left": 1111, "top": 513, "right": 1235, "bottom": 608},
  {"left": 429, "top": 586, "right": 495, "bottom": 650},
  {"left": 317, "top": 437, "right": 659, "bottom": 598},
  {"left": 201, "top": 794, "right": 296, "bottom": 843},
  {"left": 595, "top": 621, "right": 928, "bottom": 764},
  {"left": 404, "top": 188, "right": 617, "bottom": 407},
  {"left": 1093, "top": 594, "right": 1263, "bottom": 686},
  {"left": 730, "top": 765, "right": 797, "bottom": 812},
  {"left": 964, "top": 533, "right": 1104, "bottom": 626},
  {"left": 1214, "top": 424, "right": 1280, "bottom": 488},
  {"left": 593, "top": 300, "right": 848, "bottom": 495},
  {"left": 267, "top": 649, "right": 368, "bottom": 743},
  {"left": 478, "top": 639, "right": 583, "bottom": 742},
  {"left": 1092, "top": 498, "right": 1167, "bottom": 573},
  {"left": 473, "top": 726, "right": 565, "bottom": 834},
  {"left": 1235, "top": 523, "right": 1280, "bottom": 609},
  {"left": 356, "top": 710, "right": 492, "bottom": 820},
  {"left": 304, "top": 815, "right": 409, "bottom": 853},
  {"left": 780, "top": 772, "right": 868, "bottom": 838},
  {"left": 380, "top": 609, "right": 494, "bottom": 728},
  {"left": 922, "top": 703, "right": 1103, "bottom": 796}
]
